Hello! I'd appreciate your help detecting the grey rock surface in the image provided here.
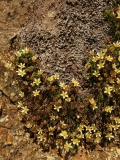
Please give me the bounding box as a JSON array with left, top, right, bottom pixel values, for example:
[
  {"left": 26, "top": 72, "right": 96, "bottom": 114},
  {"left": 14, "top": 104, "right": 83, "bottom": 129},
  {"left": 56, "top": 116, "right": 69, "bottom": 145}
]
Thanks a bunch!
[{"left": 16, "top": 0, "right": 113, "bottom": 84}]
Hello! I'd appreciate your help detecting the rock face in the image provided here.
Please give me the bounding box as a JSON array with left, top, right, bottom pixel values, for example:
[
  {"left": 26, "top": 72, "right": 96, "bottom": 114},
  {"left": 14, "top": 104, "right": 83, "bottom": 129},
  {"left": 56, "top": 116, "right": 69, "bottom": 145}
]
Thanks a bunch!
[
  {"left": 15, "top": 0, "right": 113, "bottom": 84},
  {"left": 0, "top": 0, "right": 35, "bottom": 54},
  {"left": 0, "top": 0, "right": 120, "bottom": 160}
]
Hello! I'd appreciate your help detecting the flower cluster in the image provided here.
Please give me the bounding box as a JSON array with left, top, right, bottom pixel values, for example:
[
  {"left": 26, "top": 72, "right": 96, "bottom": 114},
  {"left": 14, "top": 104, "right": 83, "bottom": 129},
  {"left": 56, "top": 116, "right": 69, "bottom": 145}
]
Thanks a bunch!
[
  {"left": 3, "top": 41, "right": 119, "bottom": 157},
  {"left": 86, "top": 40, "right": 120, "bottom": 147},
  {"left": 103, "top": 4, "right": 120, "bottom": 41},
  {"left": 7, "top": 46, "right": 88, "bottom": 155}
]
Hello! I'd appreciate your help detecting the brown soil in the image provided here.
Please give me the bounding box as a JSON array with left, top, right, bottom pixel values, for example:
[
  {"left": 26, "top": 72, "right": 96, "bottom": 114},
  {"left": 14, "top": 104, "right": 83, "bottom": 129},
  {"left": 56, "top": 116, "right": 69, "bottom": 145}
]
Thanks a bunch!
[
  {"left": 0, "top": 0, "right": 120, "bottom": 160},
  {"left": 0, "top": 0, "right": 35, "bottom": 54}
]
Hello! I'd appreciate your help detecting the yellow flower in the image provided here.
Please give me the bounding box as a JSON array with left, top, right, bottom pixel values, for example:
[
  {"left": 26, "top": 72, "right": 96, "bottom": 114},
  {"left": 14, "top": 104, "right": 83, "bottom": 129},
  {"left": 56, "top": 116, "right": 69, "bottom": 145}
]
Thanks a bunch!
[
  {"left": 25, "top": 123, "right": 32, "bottom": 128},
  {"left": 89, "top": 98, "right": 96, "bottom": 105},
  {"left": 31, "top": 82, "right": 35, "bottom": 87},
  {"left": 90, "top": 50, "right": 95, "bottom": 55},
  {"left": 79, "top": 124, "right": 85, "bottom": 129},
  {"left": 21, "top": 106, "right": 29, "bottom": 114},
  {"left": 114, "top": 68, "right": 120, "bottom": 73},
  {"left": 76, "top": 134, "right": 84, "bottom": 139},
  {"left": 85, "top": 125, "right": 92, "bottom": 133},
  {"left": 97, "top": 52, "right": 105, "bottom": 59},
  {"left": 113, "top": 125, "right": 119, "bottom": 130},
  {"left": 112, "top": 63, "right": 116, "bottom": 69},
  {"left": 54, "top": 73, "right": 59, "bottom": 80},
  {"left": 60, "top": 121, "right": 67, "bottom": 128},
  {"left": 33, "top": 90, "right": 40, "bottom": 96},
  {"left": 22, "top": 47, "right": 30, "bottom": 54},
  {"left": 50, "top": 115, "right": 55, "bottom": 120},
  {"left": 106, "top": 55, "right": 113, "bottom": 61},
  {"left": 113, "top": 41, "right": 120, "bottom": 47},
  {"left": 117, "top": 11, "right": 120, "bottom": 18},
  {"left": 48, "top": 127, "right": 54, "bottom": 132},
  {"left": 114, "top": 117, "right": 120, "bottom": 124},
  {"left": 95, "top": 131, "right": 101, "bottom": 138},
  {"left": 5, "top": 62, "right": 12, "bottom": 69},
  {"left": 94, "top": 137, "right": 101, "bottom": 143},
  {"left": 117, "top": 78, "right": 120, "bottom": 84},
  {"left": 64, "top": 142, "right": 72, "bottom": 152},
  {"left": 16, "top": 69, "right": 26, "bottom": 77},
  {"left": 32, "top": 55, "right": 38, "bottom": 61},
  {"left": 65, "top": 97, "right": 71, "bottom": 102},
  {"left": 19, "top": 91, "right": 24, "bottom": 97},
  {"left": 109, "top": 78, "right": 114, "bottom": 84},
  {"left": 54, "top": 105, "right": 62, "bottom": 112},
  {"left": 37, "top": 128, "right": 43, "bottom": 134},
  {"left": 38, "top": 134, "right": 45, "bottom": 141},
  {"left": 47, "top": 76, "right": 54, "bottom": 82},
  {"left": 104, "top": 106, "right": 113, "bottom": 113},
  {"left": 93, "top": 71, "right": 100, "bottom": 77},
  {"left": 72, "top": 78, "right": 79, "bottom": 86},
  {"left": 72, "top": 138, "right": 79, "bottom": 146},
  {"left": 102, "top": 49, "right": 107, "bottom": 53},
  {"left": 104, "top": 86, "right": 113, "bottom": 95},
  {"left": 18, "top": 63, "right": 25, "bottom": 69},
  {"left": 92, "top": 104, "right": 98, "bottom": 110},
  {"left": 112, "top": 85, "right": 115, "bottom": 92},
  {"left": 15, "top": 51, "right": 22, "bottom": 57},
  {"left": 59, "top": 131, "right": 68, "bottom": 139},
  {"left": 91, "top": 124, "right": 97, "bottom": 132},
  {"left": 59, "top": 82, "right": 67, "bottom": 89},
  {"left": 97, "top": 62, "right": 104, "bottom": 69},
  {"left": 77, "top": 125, "right": 84, "bottom": 133},
  {"left": 33, "top": 78, "right": 41, "bottom": 85},
  {"left": 56, "top": 141, "right": 62, "bottom": 149},
  {"left": 118, "top": 56, "right": 120, "bottom": 62},
  {"left": 85, "top": 133, "right": 92, "bottom": 139},
  {"left": 17, "top": 101, "right": 23, "bottom": 108},
  {"left": 60, "top": 91, "right": 68, "bottom": 99},
  {"left": 92, "top": 56, "right": 98, "bottom": 62},
  {"left": 37, "top": 69, "right": 43, "bottom": 75},
  {"left": 48, "top": 127, "right": 54, "bottom": 135},
  {"left": 106, "top": 133, "right": 114, "bottom": 140},
  {"left": 107, "top": 124, "right": 114, "bottom": 131},
  {"left": 77, "top": 127, "right": 83, "bottom": 133}
]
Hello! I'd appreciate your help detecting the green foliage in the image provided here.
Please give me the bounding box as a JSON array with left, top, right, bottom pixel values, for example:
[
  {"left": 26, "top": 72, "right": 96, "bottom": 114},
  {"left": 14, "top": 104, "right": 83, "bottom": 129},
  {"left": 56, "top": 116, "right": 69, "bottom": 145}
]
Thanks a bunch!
[
  {"left": 103, "top": 10, "right": 114, "bottom": 24},
  {"left": 103, "top": 4, "right": 120, "bottom": 41},
  {"left": 112, "top": 0, "right": 120, "bottom": 5}
]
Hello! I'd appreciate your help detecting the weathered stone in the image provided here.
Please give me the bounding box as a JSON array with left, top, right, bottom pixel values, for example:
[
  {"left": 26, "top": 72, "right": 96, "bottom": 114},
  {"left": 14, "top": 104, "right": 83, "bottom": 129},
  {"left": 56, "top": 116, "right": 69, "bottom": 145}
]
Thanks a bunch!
[
  {"left": 0, "top": 150, "right": 5, "bottom": 157},
  {"left": 2, "top": 86, "right": 19, "bottom": 102},
  {"left": 5, "top": 149, "right": 9, "bottom": 157},
  {"left": 6, "top": 132, "right": 13, "bottom": 145},
  {"left": 72, "top": 152, "right": 90, "bottom": 160},
  {"left": 0, "top": 78, "right": 8, "bottom": 90},
  {"left": 0, "top": 155, "right": 4, "bottom": 160},
  {"left": 0, "top": 127, "right": 8, "bottom": 144},
  {"left": 0, "top": 115, "right": 9, "bottom": 123}
]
